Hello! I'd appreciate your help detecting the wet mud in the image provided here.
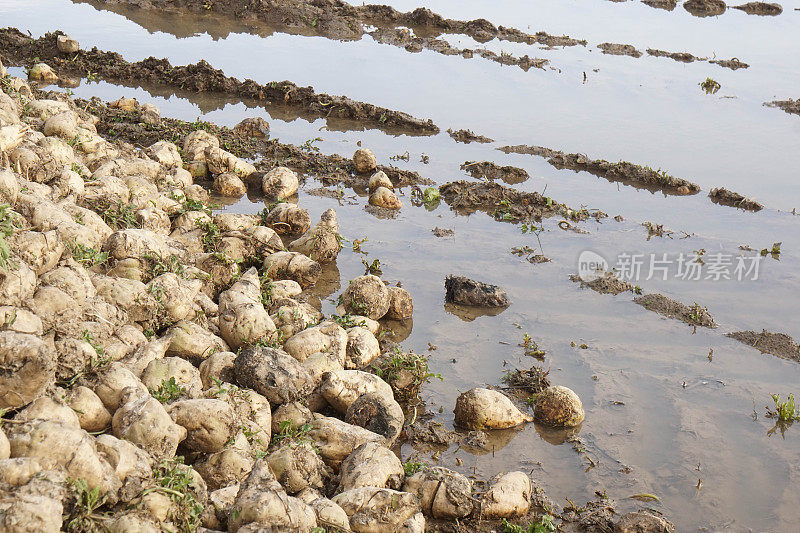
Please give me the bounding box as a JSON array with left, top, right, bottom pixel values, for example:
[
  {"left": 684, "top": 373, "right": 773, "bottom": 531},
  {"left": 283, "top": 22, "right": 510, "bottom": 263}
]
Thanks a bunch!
[
  {"left": 438, "top": 180, "right": 602, "bottom": 224},
  {"left": 646, "top": 49, "right": 749, "bottom": 70},
  {"left": 447, "top": 129, "right": 494, "bottom": 144},
  {"left": 732, "top": 2, "right": 783, "bottom": 15},
  {"left": 765, "top": 98, "right": 800, "bottom": 117},
  {"left": 634, "top": 293, "right": 717, "bottom": 327},
  {"left": 684, "top": 0, "right": 729, "bottom": 17},
  {"left": 499, "top": 144, "right": 701, "bottom": 195},
  {"left": 461, "top": 161, "right": 530, "bottom": 184},
  {"left": 570, "top": 272, "right": 634, "bottom": 295},
  {"left": 708, "top": 187, "right": 763, "bottom": 211},
  {"left": 647, "top": 48, "right": 697, "bottom": 63},
  {"left": 0, "top": 28, "right": 439, "bottom": 134},
  {"left": 727, "top": 330, "right": 800, "bottom": 361}
]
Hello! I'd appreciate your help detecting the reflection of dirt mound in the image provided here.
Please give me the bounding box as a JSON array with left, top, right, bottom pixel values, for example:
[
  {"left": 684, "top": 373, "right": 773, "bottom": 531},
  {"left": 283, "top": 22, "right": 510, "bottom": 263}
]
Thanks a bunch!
[
  {"left": 440, "top": 181, "right": 561, "bottom": 222},
  {"left": 0, "top": 28, "right": 438, "bottom": 134},
  {"left": 727, "top": 330, "right": 800, "bottom": 361},
  {"left": 86, "top": 0, "right": 587, "bottom": 49},
  {"left": 461, "top": 161, "right": 529, "bottom": 184},
  {"left": 443, "top": 302, "right": 507, "bottom": 322}
]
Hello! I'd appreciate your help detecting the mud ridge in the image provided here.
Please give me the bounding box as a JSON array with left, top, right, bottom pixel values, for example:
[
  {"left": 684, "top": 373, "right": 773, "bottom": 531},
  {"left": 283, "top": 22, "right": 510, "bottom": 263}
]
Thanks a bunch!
[
  {"left": 764, "top": 98, "right": 800, "bottom": 117},
  {"left": 0, "top": 28, "right": 439, "bottom": 134},
  {"left": 634, "top": 293, "right": 716, "bottom": 327},
  {"left": 439, "top": 180, "right": 606, "bottom": 224},
  {"left": 460, "top": 161, "right": 529, "bottom": 184},
  {"left": 570, "top": 271, "right": 718, "bottom": 328},
  {"left": 570, "top": 272, "right": 634, "bottom": 295},
  {"left": 499, "top": 144, "right": 701, "bottom": 195},
  {"left": 447, "top": 128, "right": 494, "bottom": 144},
  {"left": 708, "top": 188, "right": 763, "bottom": 211},
  {"left": 732, "top": 2, "right": 783, "bottom": 15},
  {"left": 89, "top": 0, "right": 588, "bottom": 49},
  {"left": 727, "top": 330, "right": 800, "bottom": 361},
  {"left": 76, "top": 95, "right": 432, "bottom": 189},
  {"left": 646, "top": 49, "right": 749, "bottom": 69},
  {"left": 368, "top": 27, "right": 550, "bottom": 73}
]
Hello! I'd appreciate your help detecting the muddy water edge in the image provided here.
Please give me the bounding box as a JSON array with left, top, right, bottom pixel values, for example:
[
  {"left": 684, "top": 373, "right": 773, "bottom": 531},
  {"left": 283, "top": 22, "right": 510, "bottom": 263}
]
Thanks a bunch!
[{"left": 2, "top": 0, "right": 800, "bottom": 531}]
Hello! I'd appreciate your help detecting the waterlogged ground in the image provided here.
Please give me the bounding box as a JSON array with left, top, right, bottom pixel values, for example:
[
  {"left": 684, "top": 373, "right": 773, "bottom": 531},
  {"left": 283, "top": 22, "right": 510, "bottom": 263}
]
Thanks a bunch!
[{"left": 3, "top": 0, "right": 800, "bottom": 530}]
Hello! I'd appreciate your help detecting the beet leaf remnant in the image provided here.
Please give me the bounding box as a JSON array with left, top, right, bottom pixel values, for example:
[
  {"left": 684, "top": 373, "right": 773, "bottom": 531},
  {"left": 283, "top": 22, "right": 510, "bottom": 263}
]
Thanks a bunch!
[{"left": 699, "top": 77, "right": 721, "bottom": 94}]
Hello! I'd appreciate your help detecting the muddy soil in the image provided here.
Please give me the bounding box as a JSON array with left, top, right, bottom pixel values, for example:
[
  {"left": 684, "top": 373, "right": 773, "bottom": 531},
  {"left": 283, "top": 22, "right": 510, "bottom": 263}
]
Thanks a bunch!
[
  {"left": 570, "top": 272, "right": 634, "bottom": 295},
  {"left": 642, "top": 0, "right": 679, "bottom": 10},
  {"left": 727, "top": 330, "right": 800, "bottom": 361},
  {"left": 732, "top": 2, "right": 783, "bottom": 15},
  {"left": 499, "top": 144, "right": 701, "bottom": 195},
  {"left": 684, "top": 0, "right": 728, "bottom": 17},
  {"left": 447, "top": 129, "right": 494, "bottom": 144},
  {"left": 765, "top": 98, "right": 800, "bottom": 117},
  {"left": 598, "top": 43, "right": 643, "bottom": 58},
  {"left": 708, "top": 187, "right": 763, "bottom": 211},
  {"left": 439, "top": 180, "right": 599, "bottom": 223},
  {"left": 0, "top": 28, "right": 438, "bottom": 134},
  {"left": 461, "top": 161, "right": 530, "bottom": 184},
  {"left": 646, "top": 48, "right": 697, "bottom": 63},
  {"left": 708, "top": 57, "right": 750, "bottom": 70},
  {"left": 431, "top": 227, "right": 455, "bottom": 238},
  {"left": 634, "top": 293, "right": 717, "bottom": 327}
]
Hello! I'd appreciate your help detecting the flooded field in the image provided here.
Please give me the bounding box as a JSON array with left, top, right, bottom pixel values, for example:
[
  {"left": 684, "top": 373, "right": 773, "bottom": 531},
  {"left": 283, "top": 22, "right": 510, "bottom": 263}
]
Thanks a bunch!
[{"left": 1, "top": 0, "right": 800, "bottom": 531}]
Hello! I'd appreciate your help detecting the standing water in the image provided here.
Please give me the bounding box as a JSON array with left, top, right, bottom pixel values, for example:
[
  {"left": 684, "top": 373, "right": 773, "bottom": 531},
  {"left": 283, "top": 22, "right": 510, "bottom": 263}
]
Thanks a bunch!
[{"left": 1, "top": 0, "right": 800, "bottom": 531}]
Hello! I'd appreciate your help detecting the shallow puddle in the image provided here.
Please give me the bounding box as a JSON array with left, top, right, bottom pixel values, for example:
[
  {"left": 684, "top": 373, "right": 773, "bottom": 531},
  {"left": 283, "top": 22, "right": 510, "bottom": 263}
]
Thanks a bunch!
[{"left": 3, "top": 0, "right": 800, "bottom": 530}]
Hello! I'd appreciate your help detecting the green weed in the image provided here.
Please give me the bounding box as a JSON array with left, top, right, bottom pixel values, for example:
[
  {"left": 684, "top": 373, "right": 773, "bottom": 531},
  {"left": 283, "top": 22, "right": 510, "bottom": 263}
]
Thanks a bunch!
[{"left": 150, "top": 377, "right": 187, "bottom": 404}]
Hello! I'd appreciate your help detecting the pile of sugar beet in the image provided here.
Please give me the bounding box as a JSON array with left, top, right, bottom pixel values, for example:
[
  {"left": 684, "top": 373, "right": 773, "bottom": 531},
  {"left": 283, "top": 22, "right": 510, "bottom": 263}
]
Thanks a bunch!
[{"left": 0, "top": 57, "right": 674, "bottom": 533}]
